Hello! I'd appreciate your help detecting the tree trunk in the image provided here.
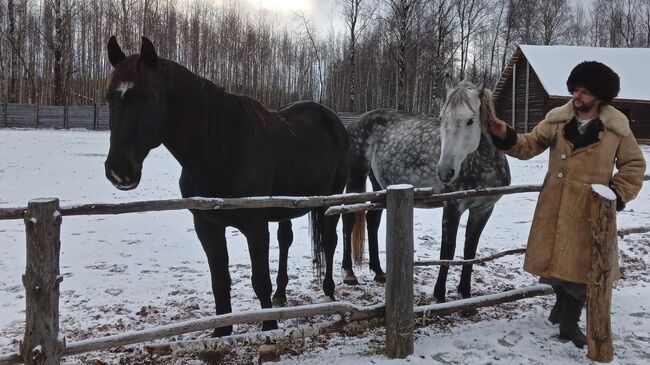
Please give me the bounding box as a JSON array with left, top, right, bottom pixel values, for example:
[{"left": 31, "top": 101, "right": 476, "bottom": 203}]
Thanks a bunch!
[
  {"left": 53, "top": 0, "right": 64, "bottom": 106},
  {"left": 7, "top": 0, "right": 18, "bottom": 103}
]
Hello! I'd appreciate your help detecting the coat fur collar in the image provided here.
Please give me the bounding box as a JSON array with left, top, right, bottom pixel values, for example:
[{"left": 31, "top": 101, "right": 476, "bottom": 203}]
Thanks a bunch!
[{"left": 544, "top": 101, "right": 631, "bottom": 136}]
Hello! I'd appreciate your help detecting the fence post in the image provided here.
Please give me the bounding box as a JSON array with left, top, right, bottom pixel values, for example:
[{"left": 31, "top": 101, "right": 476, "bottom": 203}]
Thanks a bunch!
[
  {"left": 63, "top": 105, "right": 68, "bottom": 129},
  {"left": 93, "top": 104, "right": 98, "bottom": 130},
  {"left": 21, "top": 198, "right": 65, "bottom": 365},
  {"left": 2, "top": 102, "right": 7, "bottom": 127},
  {"left": 385, "top": 184, "right": 414, "bottom": 358},
  {"left": 35, "top": 104, "right": 40, "bottom": 129},
  {"left": 587, "top": 185, "right": 616, "bottom": 363}
]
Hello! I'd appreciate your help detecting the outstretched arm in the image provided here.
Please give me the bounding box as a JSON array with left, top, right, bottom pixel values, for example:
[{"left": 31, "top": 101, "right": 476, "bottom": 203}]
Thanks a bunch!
[{"left": 489, "top": 117, "right": 554, "bottom": 160}]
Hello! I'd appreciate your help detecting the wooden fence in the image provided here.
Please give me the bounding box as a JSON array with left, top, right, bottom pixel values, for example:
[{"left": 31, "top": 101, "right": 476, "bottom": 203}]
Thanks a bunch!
[
  {"left": 0, "top": 183, "right": 645, "bottom": 364},
  {"left": 0, "top": 103, "right": 358, "bottom": 130},
  {"left": 0, "top": 103, "right": 109, "bottom": 130}
]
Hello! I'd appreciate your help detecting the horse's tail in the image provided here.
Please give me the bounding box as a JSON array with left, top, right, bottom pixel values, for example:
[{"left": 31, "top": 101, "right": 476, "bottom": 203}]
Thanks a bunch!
[
  {"left": 310, "top": 207, "right": 326, "bottom": 280},
  {"left": 352, "top": 211, "right": 366, "bottom": 266},
  {"left": 345, "top": 132, "right": 369, "bottom": 267}
]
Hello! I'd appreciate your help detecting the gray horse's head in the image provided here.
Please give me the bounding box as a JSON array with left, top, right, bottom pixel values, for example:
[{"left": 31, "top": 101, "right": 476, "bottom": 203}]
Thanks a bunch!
[{"left": 437, "top": 80, "right": 496, "bottom": 183}]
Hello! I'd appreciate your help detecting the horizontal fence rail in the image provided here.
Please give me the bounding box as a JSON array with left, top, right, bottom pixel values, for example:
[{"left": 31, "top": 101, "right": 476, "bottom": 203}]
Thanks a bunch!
[
  {"left": 0, "top": 184, "right": 543, "bottom": 221},
  {"left": 0, "top": 283, "right": 554, "bottom": 365},
  {"left": 414, "top": 248, "right": 527, "bottom": 267}
]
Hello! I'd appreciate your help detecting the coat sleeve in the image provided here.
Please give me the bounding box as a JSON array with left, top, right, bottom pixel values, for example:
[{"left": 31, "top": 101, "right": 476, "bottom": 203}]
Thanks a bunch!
[
  {"left": 491, "top": 119, "right": 556, "bottom": 160},
  {"left": 611, "top": 133, "right": 646, "bottom": 204}
]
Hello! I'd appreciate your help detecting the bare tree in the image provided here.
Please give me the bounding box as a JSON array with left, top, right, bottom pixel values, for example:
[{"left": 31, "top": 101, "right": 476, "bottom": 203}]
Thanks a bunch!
[
  {"left": 539, "top": 0, "right": 571, "bottom": 45},
  {"left": 455, "top": 0, "right": 487, "bottom": 80},
  {"left": 385, "top": 0, "right": 421, "bottom": 110},
  {"left": 512, "top": 0, "right": 540, "bottom": 44},
  {"left": 643, "top": 0, "right": 650, "bottom": 46},
  {"left": 7, "top": 0, "right": 17, "bottom": 102},
  {"left": 298, "top": 13, "right": 324, "bottom": 102},
  {"left": 342, "top": 0, "right": 376, "bottom": 111},
  {"left": 569, "top": 1, "right": 588, "bottom": 45}
]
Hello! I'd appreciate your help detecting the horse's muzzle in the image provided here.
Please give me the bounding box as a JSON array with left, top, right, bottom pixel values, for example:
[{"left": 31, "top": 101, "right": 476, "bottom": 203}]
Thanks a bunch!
[
  {"left": 438, "top": 167, "right": 456, "bottom": 184},
  {"left": 105, "top": 160, "right": 141, "bottom": 190}
]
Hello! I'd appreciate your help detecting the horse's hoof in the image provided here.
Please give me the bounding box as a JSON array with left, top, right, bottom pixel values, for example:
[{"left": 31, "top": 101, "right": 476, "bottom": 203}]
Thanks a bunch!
[
  {"left": 373, "top": 273, "right": 386, "bottom": 283},
  {"left": 262, "top": 320, "right": 279, "bottom": 331},
  {"left": 343, "top": 274, "right": 359, "bottom": 285},
  {"left": 211, "top": 325, "right": 233, "bottom": 337},
  {"left": 272, "top": 296, "right": 287, "bottom": 307},
  {"left": 323, "top": 295, "right": 336, "bottom": 302},
  {"left": 460, "top": 307, "right": 479, "bottom": 317}
]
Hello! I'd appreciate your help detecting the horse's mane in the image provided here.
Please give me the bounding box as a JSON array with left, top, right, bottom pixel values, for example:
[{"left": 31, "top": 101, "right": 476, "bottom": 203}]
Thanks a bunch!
[
  {"left": 444, "top": 81, "right": 475, "bottom": 113},
  {"left": 443, "top": 81, "right": 496, "bottom": 128},
  {"left": 236, "top": 95, "right": 282, "bottom": 132},
  {"left": 479, "top": 88, "right": 497, "bottom": 128}
]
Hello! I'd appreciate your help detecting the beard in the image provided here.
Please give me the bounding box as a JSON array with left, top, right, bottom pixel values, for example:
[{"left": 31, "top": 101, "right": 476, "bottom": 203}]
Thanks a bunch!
[{"left": 573, "top": 98, "right": 599, "bottom": 113}]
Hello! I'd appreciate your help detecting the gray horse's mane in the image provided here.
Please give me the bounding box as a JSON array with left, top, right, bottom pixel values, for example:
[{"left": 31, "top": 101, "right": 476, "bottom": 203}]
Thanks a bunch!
[{"left": 443, "top": 80, "right": 497, "bottom": 128}]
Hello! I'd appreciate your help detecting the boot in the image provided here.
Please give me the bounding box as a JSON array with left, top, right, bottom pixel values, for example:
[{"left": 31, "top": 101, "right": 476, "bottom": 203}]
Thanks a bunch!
[
  {"left": 548, "top": 286, "right": 565, "bottom": 324},
  {"left": 559, "top": 294, "right": 588, "bottom": 348}
]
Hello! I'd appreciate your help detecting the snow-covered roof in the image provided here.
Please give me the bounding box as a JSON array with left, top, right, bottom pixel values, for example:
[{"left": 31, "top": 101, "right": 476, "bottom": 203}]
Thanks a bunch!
[{"left": 520, "top": 45, "right": 650, "bottom": 102}]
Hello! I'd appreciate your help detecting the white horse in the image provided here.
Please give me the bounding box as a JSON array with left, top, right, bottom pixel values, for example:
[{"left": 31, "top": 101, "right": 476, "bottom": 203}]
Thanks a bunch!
[{"left": 342, "top": 80, "right": 511, "bottom": 306}]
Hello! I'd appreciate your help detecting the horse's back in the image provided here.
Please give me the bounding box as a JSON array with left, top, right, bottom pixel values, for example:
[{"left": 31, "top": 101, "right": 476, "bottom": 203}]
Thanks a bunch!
[
  {"left": 258, "top": 101, "right": 348, "bottom": 195},
  {"left": 347, "top": 110, "right": 443, "bottom": 190}
]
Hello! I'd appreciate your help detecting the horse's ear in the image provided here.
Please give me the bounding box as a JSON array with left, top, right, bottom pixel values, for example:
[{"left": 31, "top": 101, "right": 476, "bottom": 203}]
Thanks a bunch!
[
  {"left": 476, "top": 82, "right": 485, "bottom": 96},
  {"left": 444, "top": 74, "right": 454, "bottom": 95},
  {"left": 140, "top": 36, "right": 158, "bottom": 68},
  {"left": 107, "top": 36, "right": 126, "bottom": 67}
]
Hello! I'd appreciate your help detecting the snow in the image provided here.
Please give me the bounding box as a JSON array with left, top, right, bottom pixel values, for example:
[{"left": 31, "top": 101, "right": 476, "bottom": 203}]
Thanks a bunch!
[
  {"left": 520, "top": 45, "right": 650, "bottom": 102},
  {"left": 0, "top": 128, "right": 648, "bottom": 364},
  {"left": 592, "top": 184, "right": 617, "bottom": 201},
  {"left": 387, "top": 184, "right": 414, "bottom": 190}
]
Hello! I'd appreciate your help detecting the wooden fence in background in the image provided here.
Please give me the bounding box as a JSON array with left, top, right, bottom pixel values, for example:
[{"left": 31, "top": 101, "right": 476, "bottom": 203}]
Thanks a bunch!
[
  {"left": 0, "top": 103, "right": 358, "bottom": 130},
  {"left": 0, "top": 103, "right": 109, "bottom": 130}
]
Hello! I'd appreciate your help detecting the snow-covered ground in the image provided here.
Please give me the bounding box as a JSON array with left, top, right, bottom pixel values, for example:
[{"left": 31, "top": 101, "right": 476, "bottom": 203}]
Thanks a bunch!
[{"left": 0, "top": 128, "right": 648, "bottom": 364}]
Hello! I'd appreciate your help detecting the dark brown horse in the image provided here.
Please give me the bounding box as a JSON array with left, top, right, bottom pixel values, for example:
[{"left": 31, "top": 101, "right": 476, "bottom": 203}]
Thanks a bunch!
[{"left": 104, "top": 37, "right": 348, "bottom": 336}]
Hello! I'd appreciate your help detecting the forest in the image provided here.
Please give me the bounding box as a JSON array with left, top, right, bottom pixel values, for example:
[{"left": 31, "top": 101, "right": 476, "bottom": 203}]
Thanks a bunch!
[{"left": 1, "top": 0, "right": 649, "bottom": 114}]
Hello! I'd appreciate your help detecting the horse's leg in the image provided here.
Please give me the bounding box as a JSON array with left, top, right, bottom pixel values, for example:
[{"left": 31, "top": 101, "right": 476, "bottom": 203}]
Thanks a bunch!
[
  {"left": 342, "top": 161, "right": 369, "bottom": 285},
  {"left": 342, "top": 212, "right": 359, "bottom": 285},
  {"left": 273, "top": 220, "right": 292, "bottom": 307},
  {"left": 433, "top": 204, "right": 462, "bottom": 303},
  {"left": 367, "top": 173, "right": 386, "bottom": 282},
  {"left": 241, "top": 222, "right": 278, "bottom": 331},
  {"left": 322, "top": 213, "right": 341, "bottom": 301},
  {"left": 193, "top": 214, "right": 232, "bottom": 337},
  {"left": 457, "top": 205, "right": 495, "bottom": 316}
]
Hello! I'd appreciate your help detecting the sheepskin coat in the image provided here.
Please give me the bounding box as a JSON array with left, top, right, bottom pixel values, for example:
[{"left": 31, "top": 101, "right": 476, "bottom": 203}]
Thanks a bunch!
[{"left": 498, "top": 101, "right": 646, "bottom": 283}]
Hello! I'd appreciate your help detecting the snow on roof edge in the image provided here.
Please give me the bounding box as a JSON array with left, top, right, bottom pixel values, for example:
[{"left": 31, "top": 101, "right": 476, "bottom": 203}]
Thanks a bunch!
[{"left": 519, "top": 45, "right": 650, "bottom": 102}]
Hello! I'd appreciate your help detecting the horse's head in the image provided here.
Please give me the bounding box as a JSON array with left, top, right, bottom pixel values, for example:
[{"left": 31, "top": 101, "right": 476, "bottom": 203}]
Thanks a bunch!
[
  {"left": 437, "top": 80, "right": 495, "bottom": 184},
  {"left": 104, "top": 36, "right": 169, "bottom": 190}
]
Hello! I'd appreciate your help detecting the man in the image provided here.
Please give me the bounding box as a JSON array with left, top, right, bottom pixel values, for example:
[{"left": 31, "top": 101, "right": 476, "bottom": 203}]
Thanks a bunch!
[{"left": 490, "top": 61, "right": 646, "bottom": 348}]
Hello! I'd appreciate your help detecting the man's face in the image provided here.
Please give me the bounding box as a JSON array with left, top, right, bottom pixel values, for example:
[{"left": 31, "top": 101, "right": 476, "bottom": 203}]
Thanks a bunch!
[{"left": 572, "top": 86, "right": 601, "bottom": 113}]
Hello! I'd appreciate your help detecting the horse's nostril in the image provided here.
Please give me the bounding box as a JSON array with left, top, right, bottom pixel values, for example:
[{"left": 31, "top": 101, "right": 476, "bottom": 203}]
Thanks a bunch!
[{"left": 446, "top": 169, "right": 455, "bottom": 181}]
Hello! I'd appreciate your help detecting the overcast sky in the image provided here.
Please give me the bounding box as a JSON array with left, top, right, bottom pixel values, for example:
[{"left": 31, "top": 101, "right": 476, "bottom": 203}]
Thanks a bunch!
[
  {"left": 230, "top": 0, "right": 595, "bottom": 36},
  {"left": 241, "top": 0, "right": 593, "bottom": 31}
]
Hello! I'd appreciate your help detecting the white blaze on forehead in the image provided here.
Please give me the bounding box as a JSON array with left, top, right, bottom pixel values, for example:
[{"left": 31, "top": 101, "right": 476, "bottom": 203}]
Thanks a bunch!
[{"left": 116, "top": 81, "right": 135, "bottom": 99}]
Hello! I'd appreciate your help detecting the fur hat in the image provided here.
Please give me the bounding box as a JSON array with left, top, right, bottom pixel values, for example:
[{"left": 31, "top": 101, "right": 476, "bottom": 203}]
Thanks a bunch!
[{"left": 566, "top": 61, "right": 620, "bottom": 105}]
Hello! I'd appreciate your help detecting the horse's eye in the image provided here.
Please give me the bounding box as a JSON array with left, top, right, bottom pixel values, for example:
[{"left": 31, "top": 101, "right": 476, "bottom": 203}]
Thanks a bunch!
[{"left": 466, "top": 119, "right": 474, "bottom": 126}]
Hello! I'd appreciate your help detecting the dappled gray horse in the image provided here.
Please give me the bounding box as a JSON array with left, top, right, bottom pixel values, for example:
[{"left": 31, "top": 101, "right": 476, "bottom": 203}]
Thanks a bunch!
[{"left": 342, "top": 80, "right": 511, "bottom": 305}]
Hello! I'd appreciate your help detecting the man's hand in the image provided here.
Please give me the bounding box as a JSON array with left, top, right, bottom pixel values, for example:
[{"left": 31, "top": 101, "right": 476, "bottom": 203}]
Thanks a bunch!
[{"left": 489, "top": 118, "right": 508, "bottom": 141}]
